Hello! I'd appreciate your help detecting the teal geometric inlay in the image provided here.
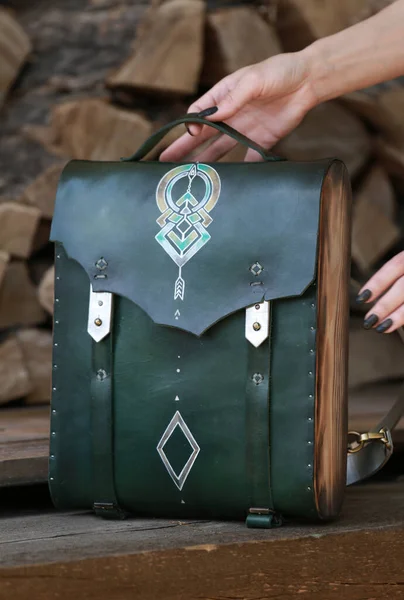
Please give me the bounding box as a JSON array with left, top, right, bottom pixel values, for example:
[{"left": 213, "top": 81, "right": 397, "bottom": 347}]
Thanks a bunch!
[{"left": 155, "top": 163, "right": 221, "bottom": 301}]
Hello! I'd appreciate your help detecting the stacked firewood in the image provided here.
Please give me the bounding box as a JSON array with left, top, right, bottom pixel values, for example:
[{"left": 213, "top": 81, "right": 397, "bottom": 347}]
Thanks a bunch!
[{"left": 0, "top": 0, "right": 403, "bottom": 412}]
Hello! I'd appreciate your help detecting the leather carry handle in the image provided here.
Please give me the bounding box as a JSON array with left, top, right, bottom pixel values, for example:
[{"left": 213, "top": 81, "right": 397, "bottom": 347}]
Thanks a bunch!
[{"left": 121, "top": 113, "right": 285, "bottom": 162}]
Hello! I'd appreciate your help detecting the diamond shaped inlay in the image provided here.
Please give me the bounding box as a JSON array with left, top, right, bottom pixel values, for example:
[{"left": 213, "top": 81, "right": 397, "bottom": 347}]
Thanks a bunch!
[
  {"left": 157, "top": 411, "right": 200, "bottom": 491},
  {"left": 250, "top": 262, "right": 263, "bottom": 276},
  {"left": 176, "top": 218, "right": 192, "bottom": 237},
  {"left": 95, "top": 257, "right": 108, "bottom": 271}
]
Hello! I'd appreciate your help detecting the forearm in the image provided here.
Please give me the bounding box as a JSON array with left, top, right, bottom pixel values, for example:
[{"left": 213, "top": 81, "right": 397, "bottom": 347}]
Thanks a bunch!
[{"left": 303, "top": 0, "right": 404, "bottom": 104}]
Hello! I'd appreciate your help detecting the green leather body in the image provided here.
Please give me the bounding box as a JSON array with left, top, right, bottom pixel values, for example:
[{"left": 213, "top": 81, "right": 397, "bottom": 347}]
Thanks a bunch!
[{"left": 49, "top": 158, "right": 336, "bottom": 521}]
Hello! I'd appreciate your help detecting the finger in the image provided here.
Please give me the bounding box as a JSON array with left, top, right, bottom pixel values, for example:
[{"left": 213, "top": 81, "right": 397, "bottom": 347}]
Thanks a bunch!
[
  {"left": 358, "top": 251, "right": 404, "bottom": 303},
  {"left": 245, "top": 147, "right": 265, "bottom": 162},
  {"left": 372, "top": 304, "right": 404, "bottom": 334},
  {"left": 160, "top": 127, "right": 218, "bottom": 162},
  {"left": 187, "top": 67, "right": 259, "bottom": 135},
  {"left": 192, "top": 136, "right": 237, "bottom": 163},
  {"left": 364, "top": 275, "right": 404, "bottom": 326}
]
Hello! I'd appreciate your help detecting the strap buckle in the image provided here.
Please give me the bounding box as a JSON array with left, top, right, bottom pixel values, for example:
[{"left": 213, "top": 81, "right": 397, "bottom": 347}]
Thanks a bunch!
[
  {"left": 348, "top": 427, "right": 393, "bottom": 454},
  {"left": 248, "top": 507, "right": 273, "bottom": 515}
]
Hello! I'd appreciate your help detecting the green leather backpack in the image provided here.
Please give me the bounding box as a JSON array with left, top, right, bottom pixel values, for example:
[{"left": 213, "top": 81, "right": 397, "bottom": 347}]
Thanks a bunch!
[{"left": 48, "top": 114, "right": 396, "bottom": 528}]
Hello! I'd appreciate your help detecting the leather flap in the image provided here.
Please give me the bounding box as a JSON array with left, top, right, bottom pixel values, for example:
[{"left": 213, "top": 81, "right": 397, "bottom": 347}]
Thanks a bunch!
[{"left": 50, "top": 159, "right": 334, "bottom": 336}]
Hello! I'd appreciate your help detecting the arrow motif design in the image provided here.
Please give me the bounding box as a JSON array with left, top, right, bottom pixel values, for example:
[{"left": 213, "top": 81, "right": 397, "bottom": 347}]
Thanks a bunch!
[{"left": 174, "top": 276, "right": 185, "bottom": 301}]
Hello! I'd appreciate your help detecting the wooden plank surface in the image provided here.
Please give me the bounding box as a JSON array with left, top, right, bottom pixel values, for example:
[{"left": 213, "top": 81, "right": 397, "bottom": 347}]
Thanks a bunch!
[
  {"left": 1, "top": 482, "right": 404, "bottom": 598},
  {"left": 0, "top": 406, "right": 49, "bottom": 487}
]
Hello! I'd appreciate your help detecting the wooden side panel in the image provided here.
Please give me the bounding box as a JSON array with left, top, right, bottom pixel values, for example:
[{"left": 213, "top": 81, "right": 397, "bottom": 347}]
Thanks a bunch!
[{"left": 314, "top": 161, "right": 352, "bottom": 519}]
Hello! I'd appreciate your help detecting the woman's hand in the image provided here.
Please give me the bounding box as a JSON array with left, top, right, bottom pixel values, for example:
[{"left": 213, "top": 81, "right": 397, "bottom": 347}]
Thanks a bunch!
[
  {"left": 357, "top": 252, "right": 404, "bottom": 333},
  {"left": 160, "top": 52, "right": 318, "bottom": 162}
]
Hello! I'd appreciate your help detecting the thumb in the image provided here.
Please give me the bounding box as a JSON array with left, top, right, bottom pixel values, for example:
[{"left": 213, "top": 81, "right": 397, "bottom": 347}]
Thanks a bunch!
[{"left": 187, "top": 67, "right": 259, "bottom": 135}]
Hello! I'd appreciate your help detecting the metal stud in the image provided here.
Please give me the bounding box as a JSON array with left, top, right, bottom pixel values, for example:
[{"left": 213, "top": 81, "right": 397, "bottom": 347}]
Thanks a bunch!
[
  {"left": 96, "top": 369, "right": 107, "bottom": 381},
  {"left": 252, "top": 373, "right": 264, "bottom": 385},
  {"left": 94, "top": 318, "right": 102, "bottom": 327},
  {"left": 252, "top": 322, "right": 261, "bottom": 331}
]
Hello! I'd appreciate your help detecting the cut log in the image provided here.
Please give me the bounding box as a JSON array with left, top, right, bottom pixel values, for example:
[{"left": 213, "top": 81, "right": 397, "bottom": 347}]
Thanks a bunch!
[
  {"left": 0, "top": 335, "right": 32, "bottom": 406},
  {"left": 351, "top": 164, "right": 399, "bottom": 273},
  {"left": 351, "top": 195, "right": 400, "bottom": 274},
  {"left": 349, "top": 319, "right": 404, "bottom": 389},
  {"left": 276, "top": 0, "right": 393, "bottom": 52},
  {"left": 355, "top": 164, "right": 396, "bottom": 220},
  {"left": 22, "top": 124, "right": 67, "bottom": 159},
  {"left": 274, "top": 101, "right": 372, "bottom": 179},
  {"left": 107, "top": 0, "right": 205, "bottom": 96},
  {"left": 375, "top": 138, "right": 404, "bottom": 182},
  {"left": 342, "top": 89, "right": 404, "bottom": 147},
  {"left": 0, "top": 261, "right": 46, "bottom": 329},
  {"left": 0, "top": 202, "right": 41, "bottom": 258},
  {"left": 0, "top": 8, "right": 31, "bottom": 108},
  {"left": 201, "top": 6, "right": 281, "bottom": 86},
  {"left": 49, "top": 98, "right": 152, "bottom": 161},
  {"left": 31, "top": 219, "right": 52, "bottom": 255},
  {"left": 28, "top": 257, "right": 54, "bottom": 287},
  {"left": 0, "top": 250, "right": 9, "bottom": 288},
  {"left": 37, "top": 266, "right": 54, "bottom": 315},
  {"left": 21, "top": 164, "right": 65, "bottom": 219},
  {"left": 16, "top": 329, "right": 52, "bottom": 405}
]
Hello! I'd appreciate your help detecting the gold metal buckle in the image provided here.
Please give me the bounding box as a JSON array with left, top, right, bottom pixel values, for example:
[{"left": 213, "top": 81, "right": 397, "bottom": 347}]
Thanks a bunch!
[{"left": 348, "top": 428, "right": 392, "bottom": 454}]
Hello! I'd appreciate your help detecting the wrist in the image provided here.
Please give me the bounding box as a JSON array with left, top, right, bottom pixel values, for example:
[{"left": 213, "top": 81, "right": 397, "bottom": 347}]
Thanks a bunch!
[{"left": 300, "top": 40, "right": 336, "bottom": 107}]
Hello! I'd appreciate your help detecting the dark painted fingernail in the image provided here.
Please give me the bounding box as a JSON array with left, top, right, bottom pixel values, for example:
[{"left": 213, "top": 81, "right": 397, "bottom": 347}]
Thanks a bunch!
[
  {"left": 356, "top": 289, "right": 372, "bottom": 304},
  {"left": 376, "top": 318, "right": 393, "bottom": 333},
  {"left": 198, "top": 106, "right": 219, "bottom": 118},
  {"left": 185, "top": 124, "right": 194, "bottom": 136},
  {"left": 363, "top": 314, "right": 378, "bottom": 329}
]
